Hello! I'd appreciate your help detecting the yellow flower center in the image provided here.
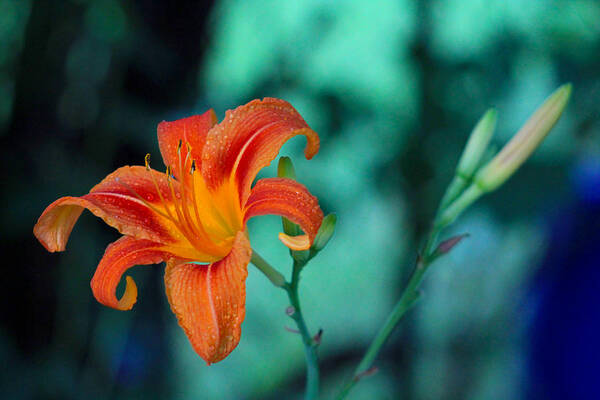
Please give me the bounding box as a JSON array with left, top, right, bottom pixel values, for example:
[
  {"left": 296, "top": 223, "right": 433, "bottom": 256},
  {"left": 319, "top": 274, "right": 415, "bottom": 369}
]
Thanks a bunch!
[
  {"left": 168, "top": 141, "right": 243, "bottom": 260},
  {"left": 122, "top": 142, "right": 243, "bottom": 262}
]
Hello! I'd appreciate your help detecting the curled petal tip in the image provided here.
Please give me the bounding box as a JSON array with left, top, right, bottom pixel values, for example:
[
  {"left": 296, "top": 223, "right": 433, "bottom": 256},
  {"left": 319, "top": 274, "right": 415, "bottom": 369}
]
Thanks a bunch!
[
  {"left": 302, "top": 129, "right": 320, "bottom": 160},
  {"left": 90, "top": 237, "right": 169, "bottom": 312},
  {"left": 245, "top": 178, "right": 323, "bottom": 247},
  {"left": 278, "top": 233, "right": 311, "bottom": 250},
  {"left": 117, "top": 276, "right": 138, "bottom": 310},
  {"left": 202, "top": 98, "right": 320, "bottom": 201}
]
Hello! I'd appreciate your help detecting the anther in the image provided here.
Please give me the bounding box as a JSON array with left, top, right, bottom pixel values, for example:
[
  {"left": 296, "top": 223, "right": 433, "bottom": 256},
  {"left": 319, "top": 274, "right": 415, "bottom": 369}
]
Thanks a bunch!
[
  {"left": 144, "top": 153, "right": 151, "bottom": 171},
  {"left": 177, "top": 139, "right": 182, "bottom": 152},
  {"left": 190, "top": 160, "right": 196, "bottom": 174}
]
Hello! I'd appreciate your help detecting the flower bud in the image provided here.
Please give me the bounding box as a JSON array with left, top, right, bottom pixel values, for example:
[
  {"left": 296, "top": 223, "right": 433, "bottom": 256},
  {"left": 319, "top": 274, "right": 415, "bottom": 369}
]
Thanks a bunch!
[
  {"left": 456, "top": 108, "right": 497, "bottom": 179},
  {"left": 438, "top": 109, "right": 497, "bottom": 211},
  {"left": 312, "top": 213, "right": 337, "bottom": 252},
  {"left": 475, "top": 84, "right": 572, "bottom": 192},
  {"left": 277, "top": 156, "right": 297, "bottom": 180},
  {"left": 433, "top": 233, "right": 469, "bottom": 257}
]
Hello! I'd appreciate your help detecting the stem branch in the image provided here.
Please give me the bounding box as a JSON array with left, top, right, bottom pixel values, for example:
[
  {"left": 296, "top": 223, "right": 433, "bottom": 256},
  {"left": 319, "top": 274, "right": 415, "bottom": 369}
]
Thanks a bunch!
[{"left": 250, "top": 251, "right": 286, "bottom": 288}]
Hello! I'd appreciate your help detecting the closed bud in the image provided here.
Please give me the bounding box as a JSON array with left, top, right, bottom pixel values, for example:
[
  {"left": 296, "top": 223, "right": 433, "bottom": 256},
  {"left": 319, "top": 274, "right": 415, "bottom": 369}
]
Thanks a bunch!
[
  {"left": 475, "top": 84, "right": 571, "bottom": 192},
  {"left": 312, "top": 213, "right": 337, "bottom": 252},
  {"left": 439, "top": 109, "right": 497, "bottom": 211},
  {"left": 277, "top": 156, "right": 297, "bottom": 180},
  {"left": 457, "top": 108, "right": 497, "bottom": 179},
  {"left": 432, "top": 233, "right": 469, "bottom": 259}
]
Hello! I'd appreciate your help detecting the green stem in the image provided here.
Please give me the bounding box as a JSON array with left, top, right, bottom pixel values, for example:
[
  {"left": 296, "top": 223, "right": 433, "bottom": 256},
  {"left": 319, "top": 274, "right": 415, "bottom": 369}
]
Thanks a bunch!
[
  {"left": 250, "top": 252, "right": 319, "bottom": 400},
  {"left": 250, "top": 251, "right": 286, "bottom": 288},
  {"left": 336, "top": 227, "right": 442, "bottom": 400},
  {"left": 336, "top": 179, "right": 475, "bottom": 399},
  {"left": 288, "top": 259, "right": 320, "bottom": 400},
  {"left": 438, "top": 174, "right": 468, "bottom": 212},
  {"left": 436, "top": 184, "right": 483, "bottom": 228}
]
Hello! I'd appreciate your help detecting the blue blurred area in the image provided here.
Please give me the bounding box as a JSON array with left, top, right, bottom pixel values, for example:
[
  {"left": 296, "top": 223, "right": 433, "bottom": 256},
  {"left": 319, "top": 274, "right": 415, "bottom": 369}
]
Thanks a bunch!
[
  {"left": 529, "top": 156, "right": 600, "bottom": 400},
  {"left": 1, "top": 0, "right": 599, "bottom": 399}
]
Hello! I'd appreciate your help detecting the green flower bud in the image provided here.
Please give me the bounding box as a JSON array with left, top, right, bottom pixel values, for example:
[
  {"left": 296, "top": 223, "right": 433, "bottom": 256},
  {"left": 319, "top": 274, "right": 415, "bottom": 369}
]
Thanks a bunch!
[
  {"left": 437, "top": 84, "right": 571, "bottom": 229},
  {"left": 475, "top": 84, "right": 572, "bottom": 192},
  {"left": 438, "top": 109, "right": 497, "bottom": 211},
  {"left": 312, "top": 213, "right": 337, "bottom": 252},
  {"left": 456, "top": 108, "right": 497, "bottom": 179},
  {"left": 277, "top": 156, "right": 297, "bottom": 180}
]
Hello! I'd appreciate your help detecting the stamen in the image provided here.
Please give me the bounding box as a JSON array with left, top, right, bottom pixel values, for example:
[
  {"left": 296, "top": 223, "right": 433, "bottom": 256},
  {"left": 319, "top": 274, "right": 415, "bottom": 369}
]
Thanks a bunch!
[
  {"left": 114, "top": 177, "right": 176, "bottom": 223},
  {"left": 115, "top": 156, "right": 227, "bottom": 257},
  {"left": 184, "top": 144, "right": 234, "bottom": 232},
  {"left": 177, "top": 142, "right": 213, "bottom": 244},
  {"left": 177, "top": 145, "right": 201, "bottom": 234},
  {"left": 146, "top": 161, "right": 179, "bottom": 225},
  {"left": 165, "top": 166, "right": 185, "bottom": 224},
  {"left": 189, "top": 160, "right": 206, "bottom": 237},
  {"left": 142, "top": 157, "right": 204, "bottom": 248},
  {"left": 187, "top": 158, "right": 232, "bottom": 236},
  {"left": 183, "top": 144, "right": 192, "bottom": 172},
  {"left": 165, "top": 165, "right": 214, "bottom": 252}
]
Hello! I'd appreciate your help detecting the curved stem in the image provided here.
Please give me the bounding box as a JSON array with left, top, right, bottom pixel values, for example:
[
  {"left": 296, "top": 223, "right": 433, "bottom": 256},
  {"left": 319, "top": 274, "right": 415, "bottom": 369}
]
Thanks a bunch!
[
  {"left": 250, "top": 252, "right": 319, "bottom": 400},
  {"left": 250, "top": 251, "right": 286, "bottom": 288},
  {"left": 336, "top": 227, "right": 443, "bottom": 400},
  {"left": 336, "top": 259, "right": 426, "bottom": 399},
  {"left": 288, "top": 259, "right": 320, "bottom": 400}
]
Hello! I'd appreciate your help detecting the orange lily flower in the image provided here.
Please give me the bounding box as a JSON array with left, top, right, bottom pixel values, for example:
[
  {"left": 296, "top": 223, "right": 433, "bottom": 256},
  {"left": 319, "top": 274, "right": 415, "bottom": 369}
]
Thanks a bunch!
[{"left": 34, "top": 98, "right": 323, "bottom": 364}]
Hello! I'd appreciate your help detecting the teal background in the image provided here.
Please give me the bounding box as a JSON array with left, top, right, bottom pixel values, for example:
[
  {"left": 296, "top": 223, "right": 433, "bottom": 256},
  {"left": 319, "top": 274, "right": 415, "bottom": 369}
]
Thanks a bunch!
[{"left": 1, "top": 1, "right": 599, "bottom": 399}]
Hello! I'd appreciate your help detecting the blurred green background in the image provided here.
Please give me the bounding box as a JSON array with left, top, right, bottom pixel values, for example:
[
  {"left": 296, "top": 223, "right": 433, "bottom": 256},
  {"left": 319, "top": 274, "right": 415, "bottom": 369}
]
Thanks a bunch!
[{"left": 1, "top": 0, "right": 599, "bottom": 399}]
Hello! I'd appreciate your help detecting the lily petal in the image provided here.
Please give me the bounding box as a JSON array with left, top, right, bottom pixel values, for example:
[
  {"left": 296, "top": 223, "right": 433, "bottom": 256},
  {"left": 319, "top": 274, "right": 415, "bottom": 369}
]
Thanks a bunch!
[
  {"left": 201, "top": 98, "right": 319, "bottom": 203},
  {"left": 164, "top": 231, "right": 251, "bottom": 364},
  {"left": 90, "top": 236, "right": 173, "bottom": 311},
  {"left": 244, "top": 177, "right": 323, "bottom": 249},
  {"left": 278, "top": 233, "right": 311, "bottom": 251},
  {"left": 157, "top": 110, "right": 218, "bottom": 177},
  {"left": 34, "top": 166, "right": 185, "bottom": 252}
]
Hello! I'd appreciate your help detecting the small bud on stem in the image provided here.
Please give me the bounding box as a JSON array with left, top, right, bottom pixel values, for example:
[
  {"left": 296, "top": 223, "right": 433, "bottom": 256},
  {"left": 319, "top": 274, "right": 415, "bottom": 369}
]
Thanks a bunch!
[
  {"left": 312, "top": 328, "right": 323, "bottom": 346},
  {"left": 430, "top": 233, "right": 469, "bottom": 262},
  {"left": 312, "top": 213, "right": 337, "bottom": 253},
  {"left": 354, "top": 366, "right": 379, "bottom": 382},
  {"left": 475, "top": 84, "right": 572, "bottom": 192},
  {"left": 437, "top": 84, "right": 571, "bottom": 228},
  {"left": 285, "top": 326, "right": 300, "bottom": 334},
  {"left": 457, "top": 109, "right": 497, "bottom": 179}
]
